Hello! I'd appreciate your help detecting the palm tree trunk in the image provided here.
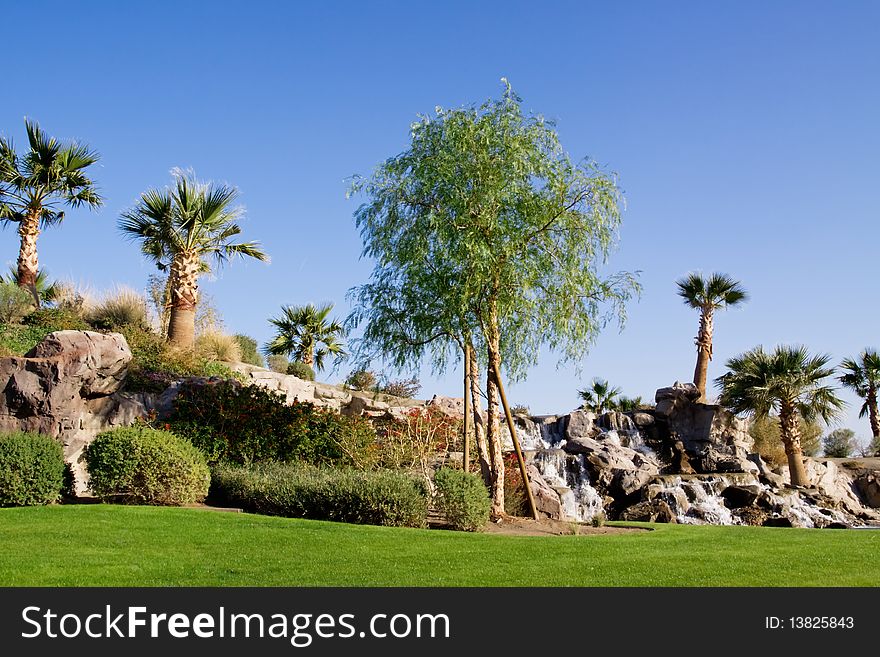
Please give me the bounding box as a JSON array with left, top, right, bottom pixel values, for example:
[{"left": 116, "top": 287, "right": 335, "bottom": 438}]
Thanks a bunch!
[
  {"left": 17, "top": 210, "right": 41, "bottom": 290},
  {"left": 693, "top": 308, "right": 714, "bottom": 402},
  {"left": 867, "top": 386, "right": 880, "bottom": 444},
  {"left": 467, "top": 342, "right": 492, "bottom": 487},
  {"left": 484, "top": 303, "right": 506, "bottom": 518},
  {"left": 779, "top": 403, "right": 809, "bottom": 487},
  {"left": 166, "top": 253, "right": 200, "bottom": 348}
]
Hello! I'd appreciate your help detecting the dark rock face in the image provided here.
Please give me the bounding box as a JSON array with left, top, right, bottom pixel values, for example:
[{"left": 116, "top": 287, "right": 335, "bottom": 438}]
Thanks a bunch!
[
  {"left": 721, "top": 485, "right": 761, "bottom": 508},
  {"left": 853, "top": 471, "right": 880, "bottom": 508},
  {"left": 620, "top": 499, "right": 677, "bottom": 523},
  {"left": 0, "top": 331, "right": 147, "bottom": 493}
]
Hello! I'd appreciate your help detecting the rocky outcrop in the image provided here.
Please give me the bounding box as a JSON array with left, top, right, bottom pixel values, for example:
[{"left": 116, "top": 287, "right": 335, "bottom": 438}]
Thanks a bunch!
[
  {"left": 521, "top": 382, "right": 880, "bottom": 528},
  {"left": 0, "top": 331, "right": 150, "bottom": 493},
  {"left": 228, "top": 362, "right": 432, "bottom": 419}
]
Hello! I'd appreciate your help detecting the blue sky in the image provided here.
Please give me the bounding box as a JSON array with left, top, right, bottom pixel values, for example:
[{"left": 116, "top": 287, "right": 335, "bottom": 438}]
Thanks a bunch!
[{"left": 1, "top": 1, "right": 878, "bottom": 440}]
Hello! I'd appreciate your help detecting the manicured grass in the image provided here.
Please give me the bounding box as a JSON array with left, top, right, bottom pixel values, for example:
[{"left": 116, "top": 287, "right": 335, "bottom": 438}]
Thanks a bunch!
[{"left": 1, "top": 505, "right": 878, "bottom": 586}]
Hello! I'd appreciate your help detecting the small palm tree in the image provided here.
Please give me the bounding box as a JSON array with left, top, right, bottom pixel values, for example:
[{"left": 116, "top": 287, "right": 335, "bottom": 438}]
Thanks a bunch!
[
  {"left": 717, "top": 345, "right": 844, "bottom": 487},
  {"left": 578, "top": 378, "right": 622, "bottom": 415},
  {"left": 676, "top": 272, "right": 748, "bottom": 401},
  {"left": 1, "top": 267, "right": 60, "bottom": 307},
  {"left": 119, "top": 171, "right": 268, "bottom": 347},
  {"left": 266, "top": 302, "right": 346, "bottom": 372},
  {"left": 0, "top": 119, "right": 102, "bottom": 290},
  {"left": 839, "top": 350, "right": 880, "bottom": 452}
]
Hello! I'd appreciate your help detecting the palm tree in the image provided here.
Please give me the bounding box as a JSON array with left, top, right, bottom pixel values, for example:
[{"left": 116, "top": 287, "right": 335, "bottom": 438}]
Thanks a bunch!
[
  {"left": 676, "top": 272, "right": 748, "bottom": 401},
  {"left": 119, "top": 171, "right": 268, "bottom": 347},
  {"left": 0, "top": 119, "right": 102, "bottom": 290},
  {"left": 1, "top": 267, "right": 60, "bottom": 307},
  {"left": 839, "top": 350, "right": 880, "bottom": 452},
  {"left": 578, "top": 378, "right": 622, "bottom": 415},
  {"left": 716, "top": 345, "right": 844, "bottom": 487},
  {"left": 266, "top": 303, "right": 346, "bottom": 372}
]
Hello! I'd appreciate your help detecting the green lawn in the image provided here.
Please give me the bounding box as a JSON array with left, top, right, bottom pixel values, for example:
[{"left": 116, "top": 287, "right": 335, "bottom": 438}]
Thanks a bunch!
[{"left": 1, "top": 505, "right": 878, "bottom": 586}]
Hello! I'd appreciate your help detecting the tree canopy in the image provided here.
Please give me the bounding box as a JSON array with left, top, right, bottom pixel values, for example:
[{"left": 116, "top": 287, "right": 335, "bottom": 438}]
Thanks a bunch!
[{"left": 347, "top": 80, "right": 639, "bottom": 379}]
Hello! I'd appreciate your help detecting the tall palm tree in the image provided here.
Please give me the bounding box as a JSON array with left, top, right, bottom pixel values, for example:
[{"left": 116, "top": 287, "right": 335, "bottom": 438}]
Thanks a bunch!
[
  {"left": 119, "top": 171, "right": 268, "bottom": 347},
  {"left": 266, "top": 303, "right": 346, "bottom": 371},
  {"left": 0, "top": 119, "right": 102, "bottom": 289},
  {"left": 578, "top": 378, "right": 622, "bottom": 415},
  {"left": 676, "top": 272, "right": 748, "bottom": 401},
  {"left": 839, "top": 349, "right": 880, "bottom": 451},
  {"left": 716, "top": 345, "right": 844, "bottom": 487}
]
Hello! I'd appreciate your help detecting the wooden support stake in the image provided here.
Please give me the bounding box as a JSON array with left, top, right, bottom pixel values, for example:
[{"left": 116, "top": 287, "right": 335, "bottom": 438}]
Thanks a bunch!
[{"left": 492, "top": 360, "right": 539, "bottom": 521}]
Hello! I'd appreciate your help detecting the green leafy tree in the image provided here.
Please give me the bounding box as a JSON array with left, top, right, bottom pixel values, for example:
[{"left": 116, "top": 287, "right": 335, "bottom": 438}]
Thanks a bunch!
[
  {"left": 717, "top": 345, "right": 844, "bottom": 486},
  {"left": 0, "top": 119, "right": 102, "bottom": 291},
  {"left": 119, "top": 171, "right": 267, "bottom": 347},
  {"left": 839, "top": 350, "right": 880, "bottom": 451},
  {"left": 578, "top": 378, "right": 622, "bottom": 414},
  {"left": 348, "top": 80, "right": 638, "bottom": 515},
  {"left": 266, "top": 303, "right": 346, "bottom": 372},
  {"left": 823, "top": 428, "right": 857, "bottom": 458},
  {"left": 676, "top": 272, "right": 748, "bottom": 401}
]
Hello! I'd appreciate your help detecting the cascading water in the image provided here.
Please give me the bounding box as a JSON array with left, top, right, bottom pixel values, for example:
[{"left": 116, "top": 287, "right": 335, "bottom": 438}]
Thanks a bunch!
[{"left": 531, "top": 450, "right": 604, "bottom": 522}]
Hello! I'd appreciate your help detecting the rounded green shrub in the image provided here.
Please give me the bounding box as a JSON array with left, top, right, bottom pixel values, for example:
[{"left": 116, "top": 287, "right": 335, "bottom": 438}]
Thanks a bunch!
[
  {"left": 287, "top": 360, "right": 315, "bottom": 381},
  {"left": 211, "top": 462, "right": 428, "bottom": 528},
  {"left": 83, "top": 426, "right": 210, "bottom": 505},
  {"left": 0, "top": 432, "right": 65, "bottom": 506},
  {"left": 433, "top": 467, "right": 490, "bottom": 531}
]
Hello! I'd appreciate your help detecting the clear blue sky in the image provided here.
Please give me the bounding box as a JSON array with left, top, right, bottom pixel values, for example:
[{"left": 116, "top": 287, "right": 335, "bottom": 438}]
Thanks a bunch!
[{"left": 2, "top": 1, "right": 878, "bottom": 440}]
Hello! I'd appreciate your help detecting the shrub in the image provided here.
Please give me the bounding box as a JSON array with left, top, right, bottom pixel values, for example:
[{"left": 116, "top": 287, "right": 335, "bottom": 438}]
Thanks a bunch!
[
  {"left": 86, "top": 286, "right": 149, "bottom": 330},
  {"left": 345, "top": 368, "right": 377, "bottom": 391},
  {"left": 23, "top": 307, "right": 90, "bottom": 331},
  {"left": 196, "top": 331, "right": 242, "bottom": 363},
  {"left": 83, "top": 426, "right": 210, "bottom": 505},
  {"left": 511, "top": 404, "right": 530, "bottom": 416},
  {"left": 168, "top": 380, "right": 378, "bottom": 467},
  {"left": 210, "top": 462, "right": 428, "bottom": 528},
  {"left": 234, "top": 334, "right": 265, "bottom": 367},
  {"left": 0, "top": 282, "right": 35, "bottom": 324},
  {"left": 373, "top": 407, "right": 461, "bottom": 471},
  {"left": 377, "top": 376, "right": 421, "bottom": 399},
  {"left": 0, "top": 323, "right": 54, "bottom": 356},
  {"left": 287, "top": 360, "right": 315, "bottom": 380},
  {"left": 121, "top": 324, "right": 203, "bottom": 392},
  {"left": 0, "top": 432, "right": 65, "bottom": 506},
  {"left": 267, "top": 354, "right": 289, "bottom": 373},
  {"left": 433, "top": 468, "right": 490, "bottom": 531},
  {"left": 202, "top": 361, "right": 247, "bottom": 382}
]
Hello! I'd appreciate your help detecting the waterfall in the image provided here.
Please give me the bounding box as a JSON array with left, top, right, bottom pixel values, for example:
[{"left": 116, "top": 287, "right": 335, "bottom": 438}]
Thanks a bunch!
[{"left": 532, "top": 450, "right": 604, "bottom": 523}]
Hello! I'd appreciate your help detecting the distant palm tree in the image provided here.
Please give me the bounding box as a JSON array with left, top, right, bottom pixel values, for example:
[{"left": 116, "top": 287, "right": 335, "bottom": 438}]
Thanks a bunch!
[
  {"left": 676, "top": 272, "right": 748, "bottom": 401},
  {"left": 839, "top": 350, "right": 880, "bottom": 452},
  {"left": 578, "top": 378, "right": 622, "bottom": 415},
  {"left": 717, "top": 345, "right": 844, "bottom": 487},
  {"left": 266, "top": 303, "right": 346, "bottom": 372},
  {"left": 0, "top": 119, "right": 102, "bottom": 290},
  {"left": 1, "top": 267, "right": 59, "bottom": 307},
  {"left": 616, "top": 396, "right": 646, "bottom": 412},
  {"left": 119, "top": 171, "right": 267, "bottom": 347}
]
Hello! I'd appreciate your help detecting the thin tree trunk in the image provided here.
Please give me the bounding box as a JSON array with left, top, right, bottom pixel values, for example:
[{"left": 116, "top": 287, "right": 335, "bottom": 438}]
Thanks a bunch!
[
  {"left": 462, "top": 342, "right": 471, "bottom": 473},
  {"left": 467, "top": 342, "right": 491, "bottom": 487},
  {"left": 693, "top": 308, "right": 714, "bottom": 402},
  {"left": 166, "top": 252, "right": 200, "bottom": 348},
  {"left": 779, "top": 403, "right": 809, "bottom": 487},
  {"left": 17, "top": 210, "right": 41, "bottom": 290},
  {"left": 484, "top": 304, "right": 506, "bottom": 518}
]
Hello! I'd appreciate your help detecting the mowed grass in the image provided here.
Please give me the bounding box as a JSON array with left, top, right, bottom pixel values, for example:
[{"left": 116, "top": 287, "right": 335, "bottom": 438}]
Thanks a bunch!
[{"left": 1, "top": 505, "right": 878, "bottom": 586}]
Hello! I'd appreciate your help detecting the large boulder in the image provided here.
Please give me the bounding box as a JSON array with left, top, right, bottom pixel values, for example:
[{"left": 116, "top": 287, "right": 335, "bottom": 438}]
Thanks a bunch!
[
  {"left": 620, "top": 499, "right": 677, "bottom": 523},
  {"left": 0, "top": 331, "right": 145, "bottom": 494}
]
